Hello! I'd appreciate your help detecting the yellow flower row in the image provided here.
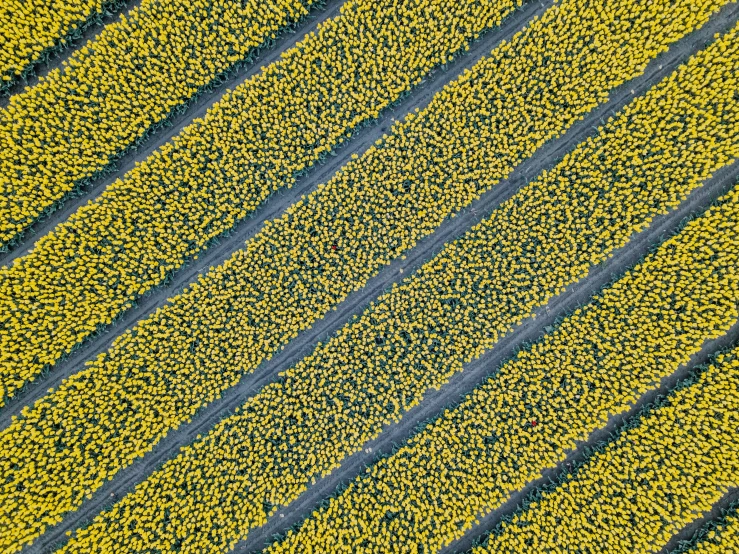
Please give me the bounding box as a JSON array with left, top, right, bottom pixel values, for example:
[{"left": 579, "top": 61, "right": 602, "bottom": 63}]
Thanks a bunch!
[
  {"left": 680, "top": 509, "right": 739, "bottom": 554},
  {"left": 268, "top": 186, "right": 739, "bottom": 553},
  {"left": 0, "top": 0, "right": 525, "bottom": 404},
  {"left": 54, "top": 23, "right": 739, "bottom": 554},
  {"left": 1, "top": 0, "right": 317, "bottom": 246},
  {"left": 0, "top": 0, "right": 110, "bottom": 86},
  {"left": 477, "top": 348, "right": 739, "bottom": 553}
]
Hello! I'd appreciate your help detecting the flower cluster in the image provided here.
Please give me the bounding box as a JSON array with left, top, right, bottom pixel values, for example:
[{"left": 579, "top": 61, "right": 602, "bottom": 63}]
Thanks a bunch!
[
  {"left": 0, "top": 0, "right": 317, "bottom": 246},
  {"left": 0, "top": 0, "right": 109, "bottom": 86},
  {"left": 52, "top": 21, "right": 739, "bottom": 554},
  {"left": 480, "top": 348, "right": 739, "bottom": 553},
  {"left": 0, "top": 0, "right": 523, "bottom": 404},
  {"left": 269, "top": 185, "right": 739, "bottom": 553},
  {"left": 676, "top": 508, "right": 739, "bottom": 554}
]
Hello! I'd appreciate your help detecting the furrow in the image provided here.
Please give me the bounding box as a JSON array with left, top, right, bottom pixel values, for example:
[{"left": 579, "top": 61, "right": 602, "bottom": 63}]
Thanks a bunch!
[
  {"left": 0, "top": 0, "right": 329, "bottom": 248},
  {"left": 4, "top": 0, "right": 736, "bottom": 418},
  {"left": 661, "top": 497, "right": 739, "bottom": 554},
  {"left": 266, "top": 184, "right": 739, "bottom": 552},
  {"left": 249, "top": 187, "right": 739, "bottom": 554},
  {"left": 260, "top": 181, "right": 739, "bottom": 554},
  {"left": 0, "top": 0, "right": 346, "bottom": 262},
  {"left": 35, "top": 148, "right": 739, "bottom": 554},
  {"left": 449, "top": 349, "right": 739, "bottom": 554}
]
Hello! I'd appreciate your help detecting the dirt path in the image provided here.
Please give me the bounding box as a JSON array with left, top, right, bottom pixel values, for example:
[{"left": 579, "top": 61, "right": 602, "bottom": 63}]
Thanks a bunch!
[
  {"left": 8, "top": 0, "right": 738, "bottom": 426},
  {"left": 26, "top": 1, "right": 739, "bottom": 549},
  {"left": 657, "top": 488, "right": 739, "bottom": 554},
  {"left": 0, "top": 0, "right": 551, "bottom": 424}
]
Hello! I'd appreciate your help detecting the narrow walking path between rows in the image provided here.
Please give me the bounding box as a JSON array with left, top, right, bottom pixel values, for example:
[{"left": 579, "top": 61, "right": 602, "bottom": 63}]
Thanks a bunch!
[
  {"left": 28, "top": 5, "right": 739, "bottom": 545},
  {"left": 8, "top": 0, "right": 738, "bottom": 426},
  {"left": 656, "top": 489, "right": 739, "bottom": 554}
]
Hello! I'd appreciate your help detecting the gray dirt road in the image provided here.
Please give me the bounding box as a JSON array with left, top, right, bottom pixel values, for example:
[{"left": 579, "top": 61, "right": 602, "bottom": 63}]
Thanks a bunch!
[
  {"left": 7, "top": 0, "right": 738, "bottom": 424},
  {"left": 28, "top": 1, "right": 739, "bottom": 550}
]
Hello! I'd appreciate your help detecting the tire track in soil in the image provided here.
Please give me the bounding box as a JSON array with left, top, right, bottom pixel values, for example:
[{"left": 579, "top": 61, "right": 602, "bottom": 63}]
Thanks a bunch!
[
  {"left": 23, "top": 3, "right": 739, "bottom": 552},
  {"left": 0, "top": 0, "right": 346, "bottom": 260},
  {"left": 238, "top": 165, "right": 739, "bottom": 554},
  {"left": 0, "top": 0, "right": 551, "bottom": 420}
]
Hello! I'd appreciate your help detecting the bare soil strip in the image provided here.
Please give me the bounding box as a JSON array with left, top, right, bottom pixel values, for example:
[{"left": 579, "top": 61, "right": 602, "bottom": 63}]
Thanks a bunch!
[
  {"left": 9, "top": 0, "right": 738, "bottom": 424},
  {"left": 656, "top": 489, "right": 739, "bottom": 554}
]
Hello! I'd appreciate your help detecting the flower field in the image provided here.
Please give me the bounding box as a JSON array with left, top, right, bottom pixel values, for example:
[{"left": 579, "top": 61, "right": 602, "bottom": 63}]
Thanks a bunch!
[
  {"left": 0, "top": 0, "right": 321, "bottom": 247},
  {"left": 0, "top": 0, "right": 727, "bottom": 414},
  {"left": 266, "top": 183, "right": 739, "bottom": 553},
  {"left": 0, "top": 0, "right": 525, "bottom": 404},
  {"left": 1, "top": 0, "right": 738, "bottom": 553},
  {"left": 475, "top": 347, "right": 739, "bottom": 553}
]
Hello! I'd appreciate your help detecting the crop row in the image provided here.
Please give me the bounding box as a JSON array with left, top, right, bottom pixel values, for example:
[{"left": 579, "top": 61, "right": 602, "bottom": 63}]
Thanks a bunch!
[
  {"left": 474, "top": 347, "right": 739, "bottom": 553},
  {"left": 0, "top": 0, "right": 529, "bottom": 403},
  {"left": 673, "top": 504, "right": 739, "bottom": 554},
  {"left": 0, "top": 0, "right": 114, "bottom": 88},
  {"left": 268, "top": 184, "right": 739, "bottom": 553},
  {"left": 0, "top": 0, "right": 318, "bottom": 247},
  {"left": 52, "top": 26, "right": 739, "bottom": 553}
]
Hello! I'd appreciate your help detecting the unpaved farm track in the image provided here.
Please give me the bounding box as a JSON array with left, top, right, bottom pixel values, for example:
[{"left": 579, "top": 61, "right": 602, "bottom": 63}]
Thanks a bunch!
[
  {"left": 27, "top": 1, "right": 739, "bottom": 548},
  {"left": 656, "top": 488, "right": 739, "bottom": 554},
  {"left": 7, "top": 2, "right": 739, "bottom": 552}
]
